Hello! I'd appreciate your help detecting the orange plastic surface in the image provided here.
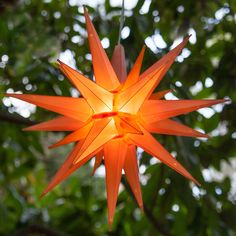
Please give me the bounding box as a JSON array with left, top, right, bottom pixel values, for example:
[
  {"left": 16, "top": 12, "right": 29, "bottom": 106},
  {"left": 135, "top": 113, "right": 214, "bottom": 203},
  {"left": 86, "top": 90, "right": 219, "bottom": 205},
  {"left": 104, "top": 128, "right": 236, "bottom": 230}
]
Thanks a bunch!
[
  {"left": 6, "top": 94, "right": 92, "bottom": 122},
  {"left": 92, "top": 150, "right": 104, "bottom": 175},
  {"left": 84, "top": 7, "right": 120, "bottom": 91},
  {"left": 127, "top": 125, "right": 200, "bottom": 186},
  {"left": 122, "top": 46, "right": 146, "bottom": 90},
  {"left": 144, "top": 119, "right": 209, "bottom": 138},
  {"left": 73, "top": 118, "right": 118, "bottom": 164},
  {"left": 118, "top": 66, "right": 165, "bottom": 114},
  {"left": 41, "top": 143, "right": 102, "bottom": 197},
  {"left": 149, "top": 89, "right": 172, "bottom": 100},
  {"left": 111, "top": 44, "right": 127, "bottom": 84},
  {"left": 58, "top": 60, "right": 114, "bottom": 113},
  {"left": 104, "top": 138, "right": 128, "bottom": 227},
  {"left": 124, "top": 144, "right": 143, "bottom": 209},
  {"left": 139, "top": 35, "right": 190, "bottom": 81},
  {"left": 23, "top": 116, "right": 84, "bottom": 131},
  {"left": 5, "top": 8, "right": 228, "bottom": 227},
  {"left": 49, "top": 121, "right": 93, "bottom": 149},
  {"left": 140, "top": 99, "right": 226, "bottom": 123}
]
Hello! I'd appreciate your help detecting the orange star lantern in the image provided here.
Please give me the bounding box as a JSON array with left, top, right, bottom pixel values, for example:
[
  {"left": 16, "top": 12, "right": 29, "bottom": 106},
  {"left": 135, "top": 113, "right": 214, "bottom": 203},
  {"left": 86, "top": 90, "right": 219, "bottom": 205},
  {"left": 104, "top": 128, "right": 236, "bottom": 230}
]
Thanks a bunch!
[{"left": 7, "top": 7, "right": 227, "bottom": 226}]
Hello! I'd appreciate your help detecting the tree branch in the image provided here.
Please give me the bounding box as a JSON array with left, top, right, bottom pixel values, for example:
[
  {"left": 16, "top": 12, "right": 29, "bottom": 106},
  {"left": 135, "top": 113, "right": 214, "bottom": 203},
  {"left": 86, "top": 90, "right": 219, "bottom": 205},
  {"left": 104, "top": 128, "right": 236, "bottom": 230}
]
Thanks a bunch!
[
  {"left": 0, "top": 111, "right": 36, "bottom": 125},
  {"left": 16, "top": 223, "right": 68, "bottom": 236},
  {"left": 143, "top": 206, "right": 172, "bottom": 236}
]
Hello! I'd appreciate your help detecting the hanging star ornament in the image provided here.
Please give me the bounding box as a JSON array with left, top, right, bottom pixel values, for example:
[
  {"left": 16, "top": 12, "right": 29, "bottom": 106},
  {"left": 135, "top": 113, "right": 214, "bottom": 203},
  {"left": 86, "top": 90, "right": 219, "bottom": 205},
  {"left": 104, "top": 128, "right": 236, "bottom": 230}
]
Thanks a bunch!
[{"left": 6, "top": 7, "right": 227, "bottom": 227}]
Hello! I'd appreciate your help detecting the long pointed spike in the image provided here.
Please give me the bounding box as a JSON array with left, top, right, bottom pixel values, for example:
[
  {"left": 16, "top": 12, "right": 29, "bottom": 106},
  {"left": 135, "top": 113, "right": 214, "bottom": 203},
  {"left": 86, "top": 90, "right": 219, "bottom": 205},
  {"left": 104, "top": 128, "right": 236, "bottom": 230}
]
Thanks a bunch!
[
  {"left": 92, "top": 150, "right": 104, "bottom": 176},
  {"left": 140, "top": 99, "right": 227, "bottom": 123},
  {"left": 42, "top": 118, "right": 116, "bottom": 197},
  {"left": 111, "top": 44, "right": 127, "bottom": 83},
  {"left": 144, "top": 119, "right": 209, "bottom": 138},
  {"left": 122, "top": 46, "right": 146, "bottom": 90},
  {"left": 140, "top": 35, "right": 191, "bottom": 80},
  {"left": 41, "top": 143, "right": 102, "bottom": 198},
  {"left": 128, "top": 126, "right": 200, "bottom": 186},
  {"left": 83, "top": 6, "right": 120, "bottom": 91},
  {"left": 6, "top": 93, "right": 91, "bottom": 122},
  {"left": 104, "top": 139, "right": 128, "bottom": 227},
  {"left": 58, "top": 60, "right": 114, "bottom": 113},
  {"left": 124, "top": 145, "right": 143, "bottom": 209},
  {"left": 118, "top": 36, "right": 191, "bottom": 114},
  {"left": 118, "top": 66, "right": 165, "bottom": 114},
  {"left": 23, "top": 116, "right": 83, "bottom": 131},
  {"left": 49, "top": 122, "right": 93, "bottom": 149},
  {"left": 149, "top": 89, "right": 172, "bottom": 100}
]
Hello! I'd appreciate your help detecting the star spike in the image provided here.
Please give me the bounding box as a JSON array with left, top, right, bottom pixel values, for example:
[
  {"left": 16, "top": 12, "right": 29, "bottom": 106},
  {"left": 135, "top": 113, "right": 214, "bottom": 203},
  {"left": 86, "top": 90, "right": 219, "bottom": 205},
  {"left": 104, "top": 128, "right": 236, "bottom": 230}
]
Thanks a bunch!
[
  {"left": 83, "top": 6, "right": 120, "bottom": 91},
  {"left": 111, "top": 44, "right": 127, "bottom": 84},
  {"left": 23, "top": 116, "right": 84, "bottom": 131},
  {"left": 124, "top": 144, "right": 143, "bottom": 209},
  {"left": 128, "top": 125, "right": 200, "bottom": 186},
  {"left": 118, "top": 37, "right": 191, "bottom": 115},
  {"left": 149, "top": 89, "right": 172, "bottom": 100},
  {"left": 143, "top": 119, "right": 209, "bottom": 138},
  {"left": 92, "top": 150, "right": 104, "bottom": 176},
  {"left": 58, "top": 60, "right": 114, "bottom": 113},
  {"left": 140, "top": 99, "right": 227, "bottom": 123},
  {"left": 6, "top": 7, "right": 228, "bottom": 227},
  {"left": 6, "top": 94, "right": 92, "bottom": 122},
  {"left": 41, "top": 143, "right": 102, "bottom": 197},
  {"left": 73, "top": 118, "right": 118, "bottom": 164},
  {"left": 122, "top": 46, "right": 146, "bottom": 90},
  {"left": 104, "top": 138, "right": 128, "bottom": 227},
  {"left": 118, "top": 66, "right": 165, "bottom": 114},
  {"left": 48, "top": 121, "right": 93, "bottom": 149},
  {"left": 139, "top": 35, "right": 191, "bottom": 80}
]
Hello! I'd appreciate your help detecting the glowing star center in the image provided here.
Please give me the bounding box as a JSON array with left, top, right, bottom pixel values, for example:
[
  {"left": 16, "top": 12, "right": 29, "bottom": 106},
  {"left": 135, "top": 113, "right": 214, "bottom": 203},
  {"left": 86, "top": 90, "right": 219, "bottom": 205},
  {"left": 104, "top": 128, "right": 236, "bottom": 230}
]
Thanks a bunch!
[
  {"left": 89, "top": 91, "right": 142, "bottom": 137},
  {"left": 92, "top": 111, "right": 118, "bottom": 119}
]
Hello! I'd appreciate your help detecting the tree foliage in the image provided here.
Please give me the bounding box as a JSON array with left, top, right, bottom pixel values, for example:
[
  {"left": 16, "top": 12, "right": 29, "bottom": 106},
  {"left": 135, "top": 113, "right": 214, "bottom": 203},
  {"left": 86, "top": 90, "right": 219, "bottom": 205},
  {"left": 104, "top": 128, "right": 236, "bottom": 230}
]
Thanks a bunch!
[{"left": 0, "top": 0, "right": 236, "bottom": 235}]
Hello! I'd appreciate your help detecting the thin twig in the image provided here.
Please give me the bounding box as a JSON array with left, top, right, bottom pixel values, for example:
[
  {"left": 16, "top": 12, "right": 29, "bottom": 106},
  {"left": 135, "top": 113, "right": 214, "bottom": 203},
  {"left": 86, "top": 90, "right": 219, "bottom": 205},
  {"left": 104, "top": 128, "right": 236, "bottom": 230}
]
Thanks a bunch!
[{"left": 0, "top": 111, "right": 36, "bottom": 125}]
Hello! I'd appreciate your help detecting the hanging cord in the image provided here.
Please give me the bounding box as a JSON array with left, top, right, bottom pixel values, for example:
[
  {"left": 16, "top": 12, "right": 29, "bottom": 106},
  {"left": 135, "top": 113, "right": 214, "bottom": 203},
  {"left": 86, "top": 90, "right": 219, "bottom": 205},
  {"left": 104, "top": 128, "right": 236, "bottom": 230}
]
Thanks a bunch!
[{"left": 118, "top": 0, "right": 125, "bottom": 44}]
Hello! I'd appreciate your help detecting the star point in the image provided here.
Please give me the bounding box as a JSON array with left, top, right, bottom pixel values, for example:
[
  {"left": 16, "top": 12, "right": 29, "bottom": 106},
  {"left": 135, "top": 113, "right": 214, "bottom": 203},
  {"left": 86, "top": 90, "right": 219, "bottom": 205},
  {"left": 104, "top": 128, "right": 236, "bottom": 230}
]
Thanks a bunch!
[{"left": 5, "top": 8, "right": 227, "bottom": 227}]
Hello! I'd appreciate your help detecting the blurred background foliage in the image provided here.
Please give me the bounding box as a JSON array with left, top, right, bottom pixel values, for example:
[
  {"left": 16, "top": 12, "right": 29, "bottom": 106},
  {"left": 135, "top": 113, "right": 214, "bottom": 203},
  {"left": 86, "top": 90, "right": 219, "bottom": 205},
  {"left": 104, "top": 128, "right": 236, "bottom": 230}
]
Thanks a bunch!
[{"left": 0, "top": 0, "right": 236, "bottom": 235}]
